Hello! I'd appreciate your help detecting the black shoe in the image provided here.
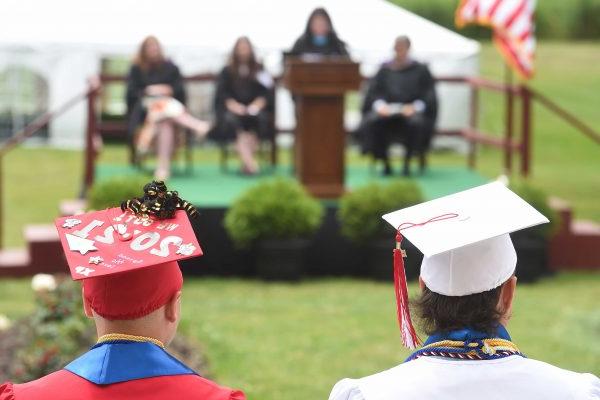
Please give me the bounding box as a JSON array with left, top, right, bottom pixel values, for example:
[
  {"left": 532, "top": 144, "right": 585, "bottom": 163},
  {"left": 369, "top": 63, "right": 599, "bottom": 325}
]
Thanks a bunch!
[{"left": 383, "top": 163, "right": 392, "bottom": 176}]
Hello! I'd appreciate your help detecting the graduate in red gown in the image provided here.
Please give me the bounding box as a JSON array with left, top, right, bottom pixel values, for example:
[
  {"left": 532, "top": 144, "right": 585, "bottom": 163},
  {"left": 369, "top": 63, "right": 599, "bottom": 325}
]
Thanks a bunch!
[{"left": 0, "top": 182, "right": 245, "bottom": 400}]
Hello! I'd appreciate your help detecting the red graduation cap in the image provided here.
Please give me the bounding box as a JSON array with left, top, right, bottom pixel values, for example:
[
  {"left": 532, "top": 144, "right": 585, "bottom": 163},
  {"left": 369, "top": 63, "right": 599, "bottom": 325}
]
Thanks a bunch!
[{"left": 55, "top": 207, "right": 203, "bottom": 319}]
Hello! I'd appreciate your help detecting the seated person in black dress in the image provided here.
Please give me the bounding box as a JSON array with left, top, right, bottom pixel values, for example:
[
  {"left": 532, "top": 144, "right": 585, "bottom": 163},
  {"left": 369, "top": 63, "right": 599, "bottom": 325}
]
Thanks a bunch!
[
  {"left": 213, "top": 36, "right": 274, "bottom": 175},
  {"left": 126, "top": 36, "right": 209, "bottom": 180},
  {"left": 290, "top": 7, "right": 349, "bottom": 57},
  {"left": 359, "top": 36, "right": 437, "bottom": 176}
]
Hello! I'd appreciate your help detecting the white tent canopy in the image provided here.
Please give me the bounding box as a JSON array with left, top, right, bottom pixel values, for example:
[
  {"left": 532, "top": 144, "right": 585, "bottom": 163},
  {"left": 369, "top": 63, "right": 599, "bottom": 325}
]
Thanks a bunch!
[{"left": 1, "top": 0, "right": 480, "bottom": 147}]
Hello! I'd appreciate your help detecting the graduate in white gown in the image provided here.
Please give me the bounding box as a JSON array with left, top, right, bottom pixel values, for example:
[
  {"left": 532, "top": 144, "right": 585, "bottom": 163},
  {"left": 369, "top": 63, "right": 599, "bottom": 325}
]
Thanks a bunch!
[{"left": 328, "top": 182, "right": 600, "bottom": 400}]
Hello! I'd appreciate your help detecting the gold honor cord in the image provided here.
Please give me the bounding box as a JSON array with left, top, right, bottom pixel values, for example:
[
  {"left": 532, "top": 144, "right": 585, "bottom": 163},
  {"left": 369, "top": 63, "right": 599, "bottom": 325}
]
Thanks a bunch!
[{"left": 97, "top": 333, "right": 165, "bottom": 349}]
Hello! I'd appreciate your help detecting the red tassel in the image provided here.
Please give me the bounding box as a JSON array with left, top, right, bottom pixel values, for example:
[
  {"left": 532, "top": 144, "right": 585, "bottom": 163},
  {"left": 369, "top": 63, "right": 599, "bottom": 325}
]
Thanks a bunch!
[{"left": 393, "top": 231, "right": 421, "bottom": 349}]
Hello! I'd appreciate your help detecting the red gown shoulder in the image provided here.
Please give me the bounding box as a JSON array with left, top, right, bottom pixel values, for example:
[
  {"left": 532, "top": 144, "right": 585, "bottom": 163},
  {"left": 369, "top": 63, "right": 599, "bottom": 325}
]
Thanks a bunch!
[{"left": 4, "top": 370, "right": 244, "bottom": 400}]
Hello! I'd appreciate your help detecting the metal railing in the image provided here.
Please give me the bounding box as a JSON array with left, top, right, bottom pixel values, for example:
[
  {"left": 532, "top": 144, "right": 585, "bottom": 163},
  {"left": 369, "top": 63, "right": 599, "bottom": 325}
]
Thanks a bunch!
[
  {"left": 435, "top": 76, "right": 533, "bottom": 176},
  {"left": 1, "top": 73, "right": 598, "bottom": 249},
  {"left": 0, "top": 79, "right": 100, "bottom": 248},
  {"left": 84, "top": 74, "right": 536, "bottom": 189}
]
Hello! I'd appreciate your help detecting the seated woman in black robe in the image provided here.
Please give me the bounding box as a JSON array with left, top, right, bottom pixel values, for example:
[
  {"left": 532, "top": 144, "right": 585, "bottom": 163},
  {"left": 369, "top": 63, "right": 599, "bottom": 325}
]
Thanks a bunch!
[
  {"left": 213, "top": 36, "right": 274, "bottom": 175},
  {"left": 358, "top": 36, "right": 438, "bottom": 176},
  {"left": 290, "top": 7, "right": 349, "bottom": 57},
  {"left": 126, "top": 36, "right": 209, "bottom": 180}
]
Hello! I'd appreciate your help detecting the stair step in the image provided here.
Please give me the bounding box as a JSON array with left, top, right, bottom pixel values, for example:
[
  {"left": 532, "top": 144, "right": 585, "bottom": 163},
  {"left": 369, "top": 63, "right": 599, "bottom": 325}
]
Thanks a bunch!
[
  {"left": 60, "top": 199, "right": 87, "bottom": 217},
  {"left": 572, "top": 220, "right": 600, "bottom": 235},
  {"left": 0, "top": 248, "right": 30, "bottom": 268},
  {"left": 24, "top": 224, "right": 59, "bottom": 242},
  {"left": 23, "top": 224, "right": 68, "bottom": 274}
]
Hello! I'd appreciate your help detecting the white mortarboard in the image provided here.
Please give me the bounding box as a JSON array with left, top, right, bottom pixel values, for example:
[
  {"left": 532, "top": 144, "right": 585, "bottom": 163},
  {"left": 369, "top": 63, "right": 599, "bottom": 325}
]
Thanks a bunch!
[{"left": 381, "top": 182, "right": 549, "bottom": 347}]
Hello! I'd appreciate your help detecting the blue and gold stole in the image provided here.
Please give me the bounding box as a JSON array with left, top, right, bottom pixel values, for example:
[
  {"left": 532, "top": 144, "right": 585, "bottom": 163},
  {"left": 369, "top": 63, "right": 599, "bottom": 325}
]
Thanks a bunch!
[
  {"left": 405, "top": 325, "right": 525, "bottom": 362},
  {"left": 65, "top": 334, "right": 196, "bottom": 385}
]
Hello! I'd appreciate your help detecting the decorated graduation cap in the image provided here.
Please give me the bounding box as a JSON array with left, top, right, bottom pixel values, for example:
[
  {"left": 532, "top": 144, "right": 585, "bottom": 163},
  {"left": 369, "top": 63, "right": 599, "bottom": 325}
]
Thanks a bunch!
[
  {"left": 55, "top": 181, "right": 202, "bottom": 320},
  {"left": 381, "top": 182, "right": 549, "bottom": 349}
]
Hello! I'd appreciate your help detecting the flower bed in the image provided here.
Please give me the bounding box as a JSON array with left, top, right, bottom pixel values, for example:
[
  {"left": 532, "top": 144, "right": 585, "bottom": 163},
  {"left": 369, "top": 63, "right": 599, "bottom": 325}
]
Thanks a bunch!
[{"left": 0, "top": 275, "right": 208, "bottom": 383}]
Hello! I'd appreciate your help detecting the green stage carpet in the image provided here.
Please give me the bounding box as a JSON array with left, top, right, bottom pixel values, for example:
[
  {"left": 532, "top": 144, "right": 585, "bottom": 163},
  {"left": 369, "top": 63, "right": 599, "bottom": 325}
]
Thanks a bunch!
[{"left": 96, "top": 163, "right": 488, "bottom": 207}]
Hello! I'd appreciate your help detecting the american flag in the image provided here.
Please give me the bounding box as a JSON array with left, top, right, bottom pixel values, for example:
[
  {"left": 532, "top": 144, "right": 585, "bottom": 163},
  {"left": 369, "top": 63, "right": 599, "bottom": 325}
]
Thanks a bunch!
[{"left": 456, "top": 0, "right": 536, "bottom": 79}]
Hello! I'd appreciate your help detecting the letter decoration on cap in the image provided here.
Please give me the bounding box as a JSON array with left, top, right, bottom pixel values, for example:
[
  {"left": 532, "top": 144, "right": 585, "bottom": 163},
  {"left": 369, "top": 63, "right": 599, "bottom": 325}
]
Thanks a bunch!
[
  {"left": 120, "top": 180, "right": 199, "bottom": 221},
  {"left": 55, "top": 181, "right": 202, "bottom": 281},
  {"left": 393, "top": 213, "right": 459, "bottom": 349}
]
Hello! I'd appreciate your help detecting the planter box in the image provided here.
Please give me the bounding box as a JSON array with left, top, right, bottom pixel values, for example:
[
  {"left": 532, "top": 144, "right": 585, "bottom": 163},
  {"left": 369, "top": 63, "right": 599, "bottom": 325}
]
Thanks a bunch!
[
  {"left": 511, "top": 230, "right": 549, "bottom": 283},
  {"left": 182, "top": 207, "right": 558, "bottom": 280},
  {"left": 255, "top": 238, "right": 310, "bottom": 281},
  {"left": 366, "top": 237, "right": 422, "bottom": 281}
]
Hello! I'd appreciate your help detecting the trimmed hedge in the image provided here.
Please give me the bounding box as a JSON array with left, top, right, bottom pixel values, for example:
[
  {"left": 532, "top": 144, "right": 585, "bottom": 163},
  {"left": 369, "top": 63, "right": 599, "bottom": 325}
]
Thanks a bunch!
[
  {"left": 509, "top": 182, "right": 560, "bottom": 240},
  {"left": 224, "top": 178, "right": 324, "bottom": 248},
  {"left": 338, "top": 180, "right": 424, "bottom": 243},
  {"left": 88, "top": 175, "right": 149, "bottom": 210}
]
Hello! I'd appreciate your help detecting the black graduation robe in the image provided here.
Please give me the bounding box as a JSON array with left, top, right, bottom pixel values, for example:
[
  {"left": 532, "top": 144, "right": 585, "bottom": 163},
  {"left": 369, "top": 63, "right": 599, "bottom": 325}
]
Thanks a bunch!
[
  {"left": 362, "top": 60, "right": 437, "bottom": 119},
  {"left": 212, "top": 66, "right": 274, "bottom": 141},
  {"left": 357, "top": 60, "right": 438, "bottom": 158},
  {"left": 125, "top": 60, "right": 186, "bottom": 137}
]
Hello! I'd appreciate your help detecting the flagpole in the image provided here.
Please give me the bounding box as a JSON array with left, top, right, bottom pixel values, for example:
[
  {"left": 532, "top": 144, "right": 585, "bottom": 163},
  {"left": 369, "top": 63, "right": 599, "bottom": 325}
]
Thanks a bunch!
[{"left": 504, "top": 63, "right": 514, "bottom": 175}]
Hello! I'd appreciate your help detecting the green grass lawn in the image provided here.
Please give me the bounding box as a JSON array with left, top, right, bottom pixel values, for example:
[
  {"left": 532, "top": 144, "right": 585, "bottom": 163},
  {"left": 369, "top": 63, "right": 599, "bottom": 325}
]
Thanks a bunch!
[
  {"left": 0, "top": 272, "right": 598, "bottom": 399},
  {"left": 3, "top": 42, "right": 599, "bottom": 248},
  {"left": 474, "top": 42, "right": 600, "bottom": 222},
  {"left": 1, "top": 42, "right": 599, "bottom": 397}
]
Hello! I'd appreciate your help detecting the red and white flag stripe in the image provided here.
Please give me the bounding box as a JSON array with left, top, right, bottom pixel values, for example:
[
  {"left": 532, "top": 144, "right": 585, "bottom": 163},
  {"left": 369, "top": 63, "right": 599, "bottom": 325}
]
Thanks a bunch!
[{"left": 456, "top": 0, "right": 536, "bottom": 79}]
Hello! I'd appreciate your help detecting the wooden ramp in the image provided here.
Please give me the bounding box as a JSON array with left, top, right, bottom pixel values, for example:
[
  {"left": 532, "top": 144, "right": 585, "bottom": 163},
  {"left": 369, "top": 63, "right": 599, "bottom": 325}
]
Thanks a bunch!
[{"left": 549, "top": 198, "right": 600, "bottom": 270}]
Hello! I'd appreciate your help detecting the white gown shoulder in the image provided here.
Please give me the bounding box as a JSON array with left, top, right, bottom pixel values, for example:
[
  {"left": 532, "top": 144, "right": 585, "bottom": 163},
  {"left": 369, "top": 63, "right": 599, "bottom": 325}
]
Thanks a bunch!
[
  {"left": 328, "top": 356, "right": 600, "bottom": 400},
  {"left": 328, "top": 378, "right": 365, "bottom": 400}
]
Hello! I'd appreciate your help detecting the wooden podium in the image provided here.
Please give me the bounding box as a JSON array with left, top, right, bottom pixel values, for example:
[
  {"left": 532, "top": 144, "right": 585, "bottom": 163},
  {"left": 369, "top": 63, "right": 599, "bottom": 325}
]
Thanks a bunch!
[{"left": 283, "top": 58, "right": 361, "bottom": 198}]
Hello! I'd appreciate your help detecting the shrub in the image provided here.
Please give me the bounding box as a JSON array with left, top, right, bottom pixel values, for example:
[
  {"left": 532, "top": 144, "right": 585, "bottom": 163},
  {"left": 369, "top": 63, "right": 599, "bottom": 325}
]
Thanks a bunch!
[
  {"left": 574, "top": 0, "right": 600, "bottom": 39},
  {"left": 9, "top": 277, "right": 93, "bottom": 382},
  {"left": 3, "top": 276, "right": 208, "bottom": 383},
  {"left": 224, "top": 178, "right": 324, "bottom": 248},
  {"left": 510, "top": 182, "right": 560, "bottom": 239},
  {"left": 338, "top": 180, "right": 424, "bottom": 243},
  {"left": 88, "top": 175, "right": 149, "bottom": 210}
]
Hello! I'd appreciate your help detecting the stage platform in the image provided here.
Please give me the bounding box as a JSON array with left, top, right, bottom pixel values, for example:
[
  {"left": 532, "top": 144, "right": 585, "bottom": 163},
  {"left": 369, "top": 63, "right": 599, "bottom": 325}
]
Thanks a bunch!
[
  {"left": 95, "top": 163, "right": 490, "bottom": 277},
  {"left": 96, "top": 163, "right": 488, "bottom": 206}
]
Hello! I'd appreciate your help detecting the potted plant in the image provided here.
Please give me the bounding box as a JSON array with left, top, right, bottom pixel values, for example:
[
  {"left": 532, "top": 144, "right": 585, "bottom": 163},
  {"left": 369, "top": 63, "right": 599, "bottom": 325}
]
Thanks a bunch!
[
  {"left": 224, "top": 178, "right": 324, "bottom": 281},
  {"left": 509, "top": 182, "right": 559, "bottom": 283},
  {"left": 338, "top": 180, "right": 424, "bottom": 281},
  {"left": 88, "top": 175, "right": 150, "bottom": 209}
]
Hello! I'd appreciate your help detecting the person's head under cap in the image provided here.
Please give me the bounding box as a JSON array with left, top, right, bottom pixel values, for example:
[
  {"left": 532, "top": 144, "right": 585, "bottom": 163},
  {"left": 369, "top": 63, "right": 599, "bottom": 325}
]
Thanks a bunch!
[
  {"left": 415, "top": 234, "right": 518, "bottom": 336},
  {"left": 82, "top": 261, "right": 183, "bottom": 346},
  {"left": 382, "top": 182, "right": 549, "bottom": 344},
  {"left": 55, "top": 202, "right": 202, "bottom": 346}
]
